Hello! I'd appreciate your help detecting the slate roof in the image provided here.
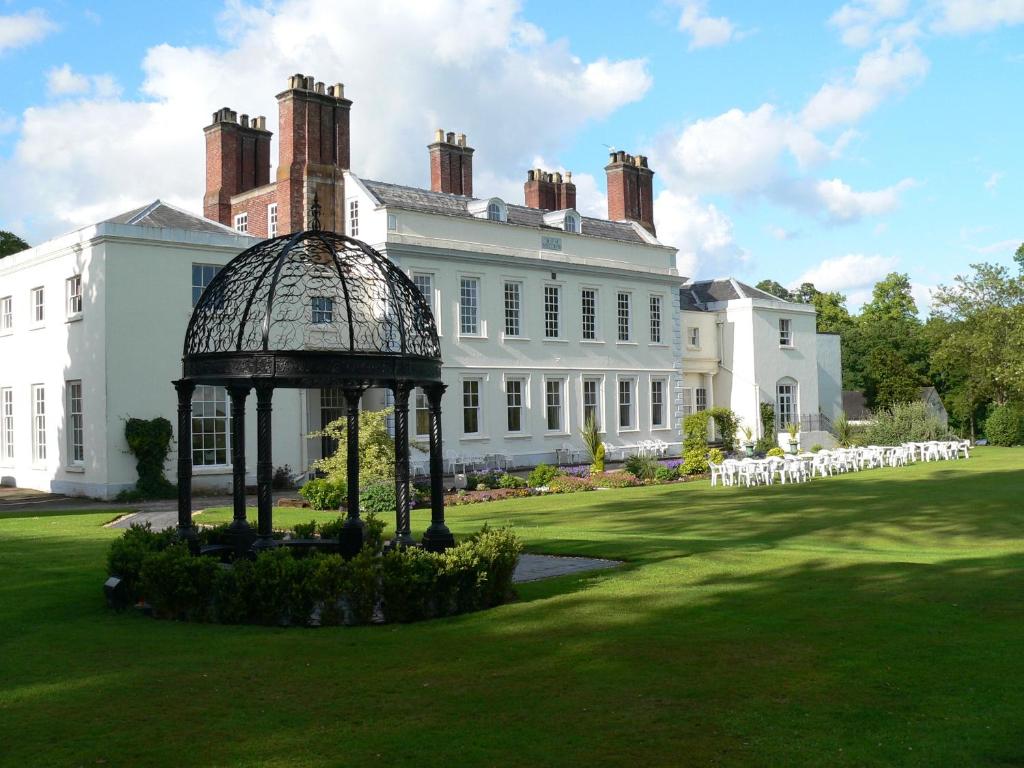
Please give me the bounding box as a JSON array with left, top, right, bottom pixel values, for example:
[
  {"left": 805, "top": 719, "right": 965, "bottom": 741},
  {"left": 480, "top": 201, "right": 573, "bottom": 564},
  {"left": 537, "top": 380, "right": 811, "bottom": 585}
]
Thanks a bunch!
[
  {"left": 360, "top": 179, "right": 651, "bottom": 245},
  {"left": 102, "top": 200, "right": 239, "bottom": 235},
  {"left": 679, "top": 278, "right": 794, "bottom": 311}
]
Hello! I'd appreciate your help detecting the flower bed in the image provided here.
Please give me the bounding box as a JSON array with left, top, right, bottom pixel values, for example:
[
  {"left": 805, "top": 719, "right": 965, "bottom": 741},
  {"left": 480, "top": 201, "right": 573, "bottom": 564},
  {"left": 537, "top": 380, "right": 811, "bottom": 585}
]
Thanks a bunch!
[{"left": 106, "top": 516, "right": 522, "bottom": 627}]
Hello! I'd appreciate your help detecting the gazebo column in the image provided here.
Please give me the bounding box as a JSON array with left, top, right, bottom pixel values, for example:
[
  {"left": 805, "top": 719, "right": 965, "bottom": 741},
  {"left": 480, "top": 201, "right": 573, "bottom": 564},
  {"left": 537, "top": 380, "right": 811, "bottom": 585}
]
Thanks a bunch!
[
  {"left": 422, "top": 383, "right": 455, "bottom": 552},
  {"left": 173, "top": 380, "right": 197, "bottom": 545},
  {"left": 227, "top": 385, "right": 252, "bottom": 535},
  {"left": 253, "top": 382, "right": 275, "bottom": 549},
  {"left": 339, "top": 386, "right": 365, "bottom": 557},
  {"left": 391, "top": 382, "right": 415, "bottom": 549}
]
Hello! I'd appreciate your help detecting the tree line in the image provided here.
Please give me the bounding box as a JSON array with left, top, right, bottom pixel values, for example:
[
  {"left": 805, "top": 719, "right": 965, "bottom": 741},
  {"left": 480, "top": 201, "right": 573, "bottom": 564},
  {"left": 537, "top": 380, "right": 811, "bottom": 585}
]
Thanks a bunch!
[{"left": 757, "top": 245, "right": 1024, "bottom": 440}]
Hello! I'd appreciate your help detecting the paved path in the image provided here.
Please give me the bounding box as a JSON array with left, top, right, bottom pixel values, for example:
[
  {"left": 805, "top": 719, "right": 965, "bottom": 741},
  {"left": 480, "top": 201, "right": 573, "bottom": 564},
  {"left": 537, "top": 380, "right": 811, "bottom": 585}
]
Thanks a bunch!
[{"left": 512, "top": 553, "right": 621, "bottom": 583}]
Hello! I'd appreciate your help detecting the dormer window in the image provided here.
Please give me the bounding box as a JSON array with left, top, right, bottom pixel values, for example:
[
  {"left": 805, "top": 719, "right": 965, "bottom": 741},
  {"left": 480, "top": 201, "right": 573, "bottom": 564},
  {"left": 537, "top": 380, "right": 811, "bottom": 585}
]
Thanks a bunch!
[
  {"left": 542, "top": 209, "right": 581, "bottom": 234},
  {"left": 468, "top": 197, "right": 507, "bottom": 223}
]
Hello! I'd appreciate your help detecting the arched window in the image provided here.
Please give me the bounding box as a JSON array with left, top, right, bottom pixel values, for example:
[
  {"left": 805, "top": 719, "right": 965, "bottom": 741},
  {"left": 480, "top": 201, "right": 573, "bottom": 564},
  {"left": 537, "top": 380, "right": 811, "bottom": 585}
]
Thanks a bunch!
[
  {"left": 776, "top": 378, "right": 798, "bottom": 430},
  {"left": 487, "top": 202, "right": 502, "bottom": 221},
  {"left": 564, "top": 213, "right": 580, "bottom": 233}
]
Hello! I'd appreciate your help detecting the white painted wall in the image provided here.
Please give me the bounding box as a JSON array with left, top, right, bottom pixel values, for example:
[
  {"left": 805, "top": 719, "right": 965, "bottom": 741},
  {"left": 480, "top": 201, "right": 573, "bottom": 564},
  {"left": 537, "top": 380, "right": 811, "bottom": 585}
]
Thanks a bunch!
[{"left": 816, "top": 333, "right": 843, "bottom": 423}]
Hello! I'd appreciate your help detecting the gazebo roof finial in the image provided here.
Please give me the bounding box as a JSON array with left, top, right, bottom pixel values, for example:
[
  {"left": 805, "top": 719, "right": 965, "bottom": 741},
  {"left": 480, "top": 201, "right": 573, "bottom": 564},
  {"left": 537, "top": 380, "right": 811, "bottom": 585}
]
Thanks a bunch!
[{"left": 310, "top": 193, "right": 321, "bottom": 231}]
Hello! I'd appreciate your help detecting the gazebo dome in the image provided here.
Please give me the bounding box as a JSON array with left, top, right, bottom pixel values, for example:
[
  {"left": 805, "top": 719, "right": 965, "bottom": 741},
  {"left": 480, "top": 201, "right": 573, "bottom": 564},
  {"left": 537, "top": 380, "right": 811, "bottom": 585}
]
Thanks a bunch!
[
  {"left": 182, "top": 228, "right": 441, "bottom": 386},
  {"left": 185, "top": 229, "right": 440, "bottom": 361}
]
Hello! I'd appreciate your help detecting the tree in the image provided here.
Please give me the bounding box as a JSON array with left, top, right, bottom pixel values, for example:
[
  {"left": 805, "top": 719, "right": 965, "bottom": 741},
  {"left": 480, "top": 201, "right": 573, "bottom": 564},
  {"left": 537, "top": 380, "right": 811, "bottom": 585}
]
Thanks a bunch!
[
  {"left": 0, "top": 231, "right": 29, "bottom": 259},
  {"left": 755, "top": 280, "right": 792, "bottom": 301},
  {"left": 312, "top": 408, "right": 396, "bottom": 486}
]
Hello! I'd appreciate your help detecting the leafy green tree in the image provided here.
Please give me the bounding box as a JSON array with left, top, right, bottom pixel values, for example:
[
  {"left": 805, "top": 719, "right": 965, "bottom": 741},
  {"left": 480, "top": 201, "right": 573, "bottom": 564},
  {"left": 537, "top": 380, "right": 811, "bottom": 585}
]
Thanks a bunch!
[
  {"left": 755, "top": 280, "right": 793, "bottom": 301},
  {"left": 0, "top": 231, "right": 29, "bottom": 258},
  {"left": 313, "top": 408, "right": 395, "bottom": 486}
]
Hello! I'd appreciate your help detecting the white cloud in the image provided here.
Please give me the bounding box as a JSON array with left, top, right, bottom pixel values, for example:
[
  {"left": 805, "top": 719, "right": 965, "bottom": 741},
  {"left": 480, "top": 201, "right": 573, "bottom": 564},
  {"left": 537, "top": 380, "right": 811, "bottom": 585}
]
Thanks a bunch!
[
  {"left": 931, "top": 0, "right": 1024, "bottom": 33},
  {"left": 816, "top": 177, "right": 916, "bottom": 222},
  {"left": 795, "top": 253, "right": 899, "bottom": 294},
  {"left": 656, "top": 104, "right": 826, "bottom": 196},
  {"left": 767, "top": 224, "right": 799, "bottom": 240},
  {"left": 0, "top": 8, "right": 56, "bottom": 55},
  {"left": 829, "top": 0, "right": 912, "bottom": 47},
  {"left": 674, "top": 0, "right": 739, "bottom": 50},
  {"left": 47, "top": 64, "right": 90, "bottom": 96},
  {"left": 801, "top": 40, "right": 929, "bottom": 131},
  {"left": 654, "top": 189, "right": 746, "bottom": 277},
  {"left": 984, "top": 170, "right": 1004, "bottom": 191},
  {"left": 0, "top": 0, "right": 651, "bottom": 239}
]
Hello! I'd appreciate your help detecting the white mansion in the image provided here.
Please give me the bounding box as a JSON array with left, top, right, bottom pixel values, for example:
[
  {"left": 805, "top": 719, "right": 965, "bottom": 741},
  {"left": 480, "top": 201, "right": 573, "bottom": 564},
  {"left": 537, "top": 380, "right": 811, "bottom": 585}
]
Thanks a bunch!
[{"left": 0, "top": 74, "right": 841, "bottom": 499}]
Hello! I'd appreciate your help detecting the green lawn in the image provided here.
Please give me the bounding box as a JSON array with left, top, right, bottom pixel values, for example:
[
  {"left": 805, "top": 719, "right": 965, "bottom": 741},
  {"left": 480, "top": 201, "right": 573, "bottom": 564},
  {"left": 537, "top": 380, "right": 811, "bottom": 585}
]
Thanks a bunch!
[{"left": 2, "top": 448, "right": 1023, "bottom": 767}]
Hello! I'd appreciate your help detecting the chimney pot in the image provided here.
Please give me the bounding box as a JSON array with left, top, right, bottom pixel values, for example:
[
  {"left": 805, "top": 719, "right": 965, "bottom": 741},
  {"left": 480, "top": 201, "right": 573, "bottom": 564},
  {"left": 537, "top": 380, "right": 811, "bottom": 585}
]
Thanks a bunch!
[
  {"left": 457, "top": 132, "right": 466, "bottom": 147},
  {"left": 240, "top": 114, "right": 249, "bottom": 128},
  {"left": 335, "top": 82, "right": 345, "bottom": 98},
  {"left": 605, "top": 148, "right": 656, "bottom": 236},
  {"left": 315, "top": 81, "right": 325, "bottom": 94},
  {"left": 553, "top": 171, "right": 562, "bottom": 183},
  {"left": 446, "top": 131, "right": 455, "bottom": 144},
  {"left": 566, "top": 170, "right": 573, "bottom": 181},
  {"left": 434, "top": 128, "right": 445, "bottom": 142},
  {"left": 527, "top": 170, "right": 535, "bottom": 181}
]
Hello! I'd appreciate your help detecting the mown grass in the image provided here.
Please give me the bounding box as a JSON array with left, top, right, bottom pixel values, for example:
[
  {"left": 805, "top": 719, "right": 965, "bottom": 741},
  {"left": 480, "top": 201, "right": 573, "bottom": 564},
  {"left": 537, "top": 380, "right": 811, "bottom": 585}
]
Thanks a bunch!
[{"left": 1, "top": 448, "right": 1023, "bottom": 767}]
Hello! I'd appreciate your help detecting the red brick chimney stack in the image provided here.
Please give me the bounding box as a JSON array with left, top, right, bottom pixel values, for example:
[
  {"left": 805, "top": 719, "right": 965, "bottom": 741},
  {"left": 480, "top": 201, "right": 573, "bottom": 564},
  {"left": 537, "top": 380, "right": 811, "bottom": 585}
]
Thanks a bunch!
[
  {"left": 276, "top": 74, "right": 352, "bottom": 234},
  {"left": 429, "top": 129, "right": 474, "bottom": 197},
  {"left": 203, "top": 107, "right": 272, "bottom": 226},
  {"left": 524, "top": 168, "right": 577, "bottom": 211},
  {"left": 605, "top": 150, "right": 656, "bottom": 236}
]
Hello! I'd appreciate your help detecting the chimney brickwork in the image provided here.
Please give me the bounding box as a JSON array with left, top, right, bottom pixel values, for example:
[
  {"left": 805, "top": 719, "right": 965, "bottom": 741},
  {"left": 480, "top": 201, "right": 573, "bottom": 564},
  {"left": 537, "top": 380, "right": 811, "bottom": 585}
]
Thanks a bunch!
[
  {"left": 428, "top": 130, "right": 474, "bottom": 196},
  {"left": 605, "top": 151, "right": 656, "bottom": 236},
  {"left": 524, "top": 168, "right": 576, "bottom": 211},
  {"left": 203, "top": 108, "right": 272, "bottom": 226}
]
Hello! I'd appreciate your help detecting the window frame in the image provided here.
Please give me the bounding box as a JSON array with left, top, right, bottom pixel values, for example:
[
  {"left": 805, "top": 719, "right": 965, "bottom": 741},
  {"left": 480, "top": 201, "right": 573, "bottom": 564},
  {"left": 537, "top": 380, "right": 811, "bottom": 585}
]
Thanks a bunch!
[
  {"left": 687, "top": 326, "right": 700, "bottom": 348},
  {"left": 459, "top": 276, "right": 482, "bottom": 337},
  {"left": 66, "top": 380, "right": 84, "bottom": 466},
  {"left": 31, "top": 384, "right": 46, "bottom": 464},
  {"left": 503, "top": 280, "right": 523, "bottom": 338},
  {"left": 349, "top": 199, "right": 359, "bottom": 237},
  {"left": 31, "top": 287, "right": 44, "bottom": 325},
  {"left": 649, "top": 294, "right": 662, "bottom": 344},
  {"left": 66, "top": 275, "right": 83, "bottom": 319},
  {"left": 0, "top": 295, "right": 12, "bottom": 333},
  {"left": 779, "top": 317, "right": 793, "bottom": 348},
  {"left": 268, "top": 203, "right": 278, "bottom": 238},
  {"left": 411, "top": 272, "right": 436, "bottom": 320},
  {"left": 544, "top": 377, "right": 566, "bottom": 434},
  {"left": 776, "top": 379, "right": 798, "bottom": 430},
  {"left": 233, "top": 212, "right": 248, "bottom": 234},
  {"left": 414, "top": 388, "right": 431, "bottom": 438},
  {"left": 461, "top": 378, "right": 483, "bottom": 436},
  {"left": 616, "top": 291, "right": 632, "bottom": 342},
  {"left": 581, "top": 287, "right": 599, "bottom": 341},
  {"left": 192, "top": 263, "right": 221, "bottom": 308},
  {"left": 617, "top": 377, "right": 637, "bottom": 431},
  {"left": 311, "top": 296, "right": 334, "bottom": 325},
  {"left": 681, "top": 387, "right": 694, "bottom": 417},
  {"left": 695, "top": 387, "right": 708, "bottom": 412},
  {"left": 191, "top": 385, "right": 230, "bottom": 468},
  {"left": 0, "top": 388, "right": 13, "bottom": 463},
  {"left": 582, "top": 376, "right": 603, "bottom": 432},
  {"left": 387, "top": 213, "right": 398, "bottom": 231},
  {"left": 505, "top": 376, "right": 527, "bottom": 435},
  {"left": 651, "top": 378, "right": 667, "bottom": 429},
  {"left": 543, "top": 284, "right": 561, "bottom": 340}
]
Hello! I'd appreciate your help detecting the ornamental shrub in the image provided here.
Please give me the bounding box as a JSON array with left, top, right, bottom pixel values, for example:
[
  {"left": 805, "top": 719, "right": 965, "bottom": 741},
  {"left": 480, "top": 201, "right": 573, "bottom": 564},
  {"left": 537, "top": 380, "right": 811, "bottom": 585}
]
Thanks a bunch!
[
  {"left": 292, "top": 520, "right": 318, "bottom": 539},
  {"left": 547, "top": 475, "right": 595, "bottom": 493},
  {"left": 590, "top": 471, "right": 640, "bottom": 488},
  {"left": 528, "top": 463, "right": 560, "bottom": 488},
  {"left": 985, "top": 404, "right": 1024, "bottom": 446},
  {"left": 138, "top": 544, "right": 218, "bottom": 621},
  {"left": 681, "top": 447, "right": 709, "bottom": 475},
  {"left": 121, "top": 417, "right": 176, "bottom": 500},
  {"left": 107, "top": 522, "right": 177, "bottom": 600},
  {"left": 706, "top": 407, "right": 739, "bottom": 451},
  {"left": 707, "top": 448, "right": 725, "bottom": 465},
  {"left": 624, "top": 454, "right": 660, "bottom": 480},
  {"left": 682, "top": 412, "right": 709, "bottom": 453},
  {"left": 313, "top": 407, "right": 395, "bottom": 486},
  {"left": 380, "top": 547, "right": 438, "bottom": 623},
  {"left": 497, "top": 473, "right": 527, "bottom": 489},
  {"left": 766, "top": 447, "right": 785, "bottom": 457},
  {"left": 864, "top": 400, "right": 952, "bottom": 445},
  {"left": 591, "top": 442, "right": 606, "bottom": 474},
  {"left": 360, "top": 483, "right": 397, "bottom": 514},
  {"left": 653, "top": 466, "right": 677, "bottom": 483},
  {"left": 298, "top": 478, "right": 346, "bottom": 511},
  {"left": 755, "top": 401, "right": 776, "bottom": 454}
]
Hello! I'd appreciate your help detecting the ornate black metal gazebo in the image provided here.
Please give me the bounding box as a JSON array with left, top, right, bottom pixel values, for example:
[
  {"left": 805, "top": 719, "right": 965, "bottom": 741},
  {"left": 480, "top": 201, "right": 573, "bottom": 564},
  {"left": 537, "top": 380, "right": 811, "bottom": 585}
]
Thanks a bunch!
[{"left": 174, "top": 207, "right": 454, "bottom": 554}]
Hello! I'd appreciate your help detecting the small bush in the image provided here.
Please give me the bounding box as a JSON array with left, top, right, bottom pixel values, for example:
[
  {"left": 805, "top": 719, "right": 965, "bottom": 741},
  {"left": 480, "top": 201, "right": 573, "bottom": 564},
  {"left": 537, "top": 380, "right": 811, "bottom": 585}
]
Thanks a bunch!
[
  {"left": 547, "top": 475, "right": 595, "bottom": 493},
  {"left": 272, "top": 465, "right": 295, "bottom": 490},
  {"left": 624, "top": 454, "right": 660, "bottom": 480},
  {"left": 497, "top": 473, "right": 527, "bottom": 489},
  {"left": 707, "top": 448, "right": 725, "bottom": 465},
  {"left": 865, "top": 401, "right": 952, "bottom": 445},
  {"left": 682, "top": 447, "right": 709, "bottom": 475},
  {"left": 766, "top": 447, "right": 785, "bottom": 457},
  {"left": 107, "top": 522, "right": 177, "bottom": 600},
  {"left": 139, "top": 544, "right": 218, "bottom": 621},
  {"left": 590, "top": 471, "right": 640, "bottom": 488},
  {"left": 360, "top": 483, "right": 397, "bottom": 514},
  {"left": 528, "top": 463, "right": 560, "bottom": 488},
  {"left": 292, "top": 520, "right": 318, "bottom": 539},
  {"left": 298, "top": 478, "right": 346, "bottom": 511},
  {"left": 591, "top": 442, "right": 606, "bottom": 474},
  {"left": 985, "top": 404, "right": 1024, "bottom": 446},
  {"left": 653, "top": 466, "right": 678, "bottom": 483}
]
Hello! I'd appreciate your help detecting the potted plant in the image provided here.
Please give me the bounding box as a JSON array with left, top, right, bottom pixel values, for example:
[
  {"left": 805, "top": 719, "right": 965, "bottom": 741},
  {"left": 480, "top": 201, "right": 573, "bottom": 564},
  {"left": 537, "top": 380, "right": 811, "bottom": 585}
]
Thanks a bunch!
[
  {"left": 785, "top": 422, "right": 799, "bottom": 454},
  {"left": 740, "top": 425, "right": 754, "bottom": 457}
]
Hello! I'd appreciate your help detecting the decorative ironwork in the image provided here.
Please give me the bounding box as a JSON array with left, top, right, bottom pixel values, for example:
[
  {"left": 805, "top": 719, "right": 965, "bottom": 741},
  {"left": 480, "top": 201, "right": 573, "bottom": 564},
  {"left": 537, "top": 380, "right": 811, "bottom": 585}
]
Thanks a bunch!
[
  {"left": 310, "top": 193, "right": 321, "bottom": 232},
  {"left": 178, "top": 222, "right": 450, "bottom": 554}
]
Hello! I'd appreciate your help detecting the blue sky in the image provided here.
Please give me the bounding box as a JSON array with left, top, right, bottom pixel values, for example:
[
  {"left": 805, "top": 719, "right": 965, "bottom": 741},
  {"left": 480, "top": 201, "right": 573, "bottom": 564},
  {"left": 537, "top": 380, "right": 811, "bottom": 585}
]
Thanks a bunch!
[{"left": 1, "top": 0, "right": 1022, "bottom": 311}]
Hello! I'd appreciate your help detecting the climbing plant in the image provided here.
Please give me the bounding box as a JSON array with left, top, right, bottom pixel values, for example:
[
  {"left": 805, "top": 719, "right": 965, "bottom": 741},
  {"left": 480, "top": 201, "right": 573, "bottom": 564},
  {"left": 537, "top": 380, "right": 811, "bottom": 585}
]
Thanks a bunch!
[
  {"left": 122, "top": 417, "right": 177, "bottom": 500},
  {"left": 705, "top": 407, "right": 738, "bottom": 452},
  {"left": 755, "top": 401, "right": 776, "bottom": 454}
]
